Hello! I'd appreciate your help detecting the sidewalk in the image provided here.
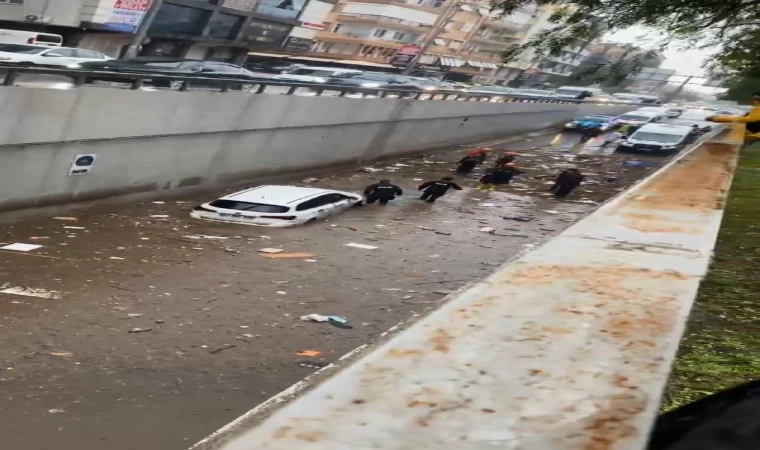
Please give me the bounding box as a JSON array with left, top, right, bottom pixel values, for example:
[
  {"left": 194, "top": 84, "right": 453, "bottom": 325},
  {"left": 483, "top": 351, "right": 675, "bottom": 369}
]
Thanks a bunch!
[{"left": 666, "top": 142, "right": 760, "bottom": 409}]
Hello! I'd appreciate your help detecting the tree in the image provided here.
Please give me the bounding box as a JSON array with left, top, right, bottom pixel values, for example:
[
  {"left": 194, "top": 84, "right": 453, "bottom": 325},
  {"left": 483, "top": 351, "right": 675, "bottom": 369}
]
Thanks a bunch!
[
  {"left": 718, "top": 75, "right": 760, "bottom": 104},
  {"left": 494, "top": 0, "right": 760, "bottom": 78}
]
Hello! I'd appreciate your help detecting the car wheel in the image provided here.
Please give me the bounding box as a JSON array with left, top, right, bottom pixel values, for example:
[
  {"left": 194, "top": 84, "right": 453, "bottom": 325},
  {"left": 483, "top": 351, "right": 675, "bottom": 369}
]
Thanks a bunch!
[
  {"left": 168, "top": 80, "right": 184, "bottom": 90},
  {"left": 240, "top": 83, "right": 256, "bottom": 93}
]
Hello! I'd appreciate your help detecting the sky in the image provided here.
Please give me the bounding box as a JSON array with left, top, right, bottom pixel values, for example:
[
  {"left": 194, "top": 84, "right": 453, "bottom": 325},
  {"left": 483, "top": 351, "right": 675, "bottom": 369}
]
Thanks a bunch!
[{"left": 604, "top": 27, "right": 725, "bottom": 94}]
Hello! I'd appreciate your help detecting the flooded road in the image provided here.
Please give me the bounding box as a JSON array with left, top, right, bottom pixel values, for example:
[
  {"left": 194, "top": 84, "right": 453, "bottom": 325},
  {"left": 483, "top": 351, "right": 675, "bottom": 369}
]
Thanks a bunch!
[{"left": 0, "top": 129, "right": 676, "bottom": 450}]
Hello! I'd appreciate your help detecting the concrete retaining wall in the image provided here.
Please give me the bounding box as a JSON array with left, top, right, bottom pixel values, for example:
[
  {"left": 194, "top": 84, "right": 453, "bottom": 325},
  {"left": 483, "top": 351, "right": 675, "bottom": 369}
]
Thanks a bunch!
[{"left": 0, "top": 87, "right": 631, "bottom": 216}]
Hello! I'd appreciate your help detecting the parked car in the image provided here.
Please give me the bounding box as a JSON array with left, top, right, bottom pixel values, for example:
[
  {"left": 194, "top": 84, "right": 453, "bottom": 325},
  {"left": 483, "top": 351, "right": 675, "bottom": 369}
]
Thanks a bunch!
[
  {"left": 512, "top": 88, "right": 558, "bottom": 98},
  {"left": 0, "top": 44, "right": 111, "bottom": 67},
  {"left": 610, "top": 109, "right": 666, "bottom": 127},
  {"left": 466, "top": 86, "right": 516, "bottom": 95},
  {"left": 325, "top": 72, "right": 418, "bottom": 90},
  {"left": 191, "top": 185, "right": 364, "bottom": 227},
  {"left": 0, "top": 29, "right": 62, "bottom": 47},
  {"left": 79, "top": 58, "right": 270, "bottom": 89},
  {"left": 564, "top": 115, "right": 616, "bottom": 132},
  {"left": 273, "top": 66, "right": 363, "bottom": 84},
  {"left": 616, "top": 123, "right": 694, "bottom": 153},
  {"left": 555, "top": 85, "right": 602, "bottom": 99},
  {"left": 245, "top": 61, "right": 304, "bottom": 74}
]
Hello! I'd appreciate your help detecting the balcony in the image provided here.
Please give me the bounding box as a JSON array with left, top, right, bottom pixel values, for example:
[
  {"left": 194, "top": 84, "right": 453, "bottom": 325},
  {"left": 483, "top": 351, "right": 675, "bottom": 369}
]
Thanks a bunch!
[
  {"left": 315, "top": 31, "right": 406, "bottom": 49},
  {"left": 337, "top": 13, "right": 433, "bottom": 32},
  {"left": 483, "top": 18, "right": 528, "bottom": 33},
  {"left": 470, "top": 34, "right": 521, "bottom": 47},
  {"left": 347, "top": 0, "right": 443, "bottom": 14}
]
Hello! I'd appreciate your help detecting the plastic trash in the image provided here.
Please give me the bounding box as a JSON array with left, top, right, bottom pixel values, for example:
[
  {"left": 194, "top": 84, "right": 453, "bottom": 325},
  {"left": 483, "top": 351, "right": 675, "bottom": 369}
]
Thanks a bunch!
[
  {"left": 503, "top": 215, "right": 535, "bottom": 222},
  {"left": 300, "top": 314, "right": 330, "bottom": 322},
  {"left": 622, "top": 160, "right": 651, "bottom": 168}
]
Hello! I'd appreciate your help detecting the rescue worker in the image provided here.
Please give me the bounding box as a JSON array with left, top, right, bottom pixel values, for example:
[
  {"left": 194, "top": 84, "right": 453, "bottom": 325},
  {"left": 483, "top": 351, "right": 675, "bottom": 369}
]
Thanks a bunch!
[
  {"left": 456, "top": 154, "right": 481, "bottom": 175},
  {"left": 418, "top": 177, "right": 462, "bottom": 203},
  {"left": 364, "top": 179, "right": 403, "bottom": 206},
  {"left": 477, "top": 163, "right": 523, "bottom": 190},
  {"left": 465, "top": 147, "right": 491, "bottom": 164},
  {"left": 616, "top": 123, "right": 632, "bottom": 135},
  {"left": 600, "top": 130, "right": 624, "bottom": 148},
  {"left": 549, "top": 168, "right": 584, "bottom": 198},
  {"left": 579, "top": 125, "right": 603, "bottom": 143},
  {"left": 707, "top": 91, "right": 760, "bottom": 144},
  {"left": 494, "top": 151, "right": 519, "bottom": 167}
]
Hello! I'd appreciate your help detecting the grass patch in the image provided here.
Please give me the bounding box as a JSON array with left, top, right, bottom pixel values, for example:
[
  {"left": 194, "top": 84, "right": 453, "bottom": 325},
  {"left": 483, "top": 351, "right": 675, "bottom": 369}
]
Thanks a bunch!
[{"left": 665, "top": 144, "right": 760, "bottom": 409}]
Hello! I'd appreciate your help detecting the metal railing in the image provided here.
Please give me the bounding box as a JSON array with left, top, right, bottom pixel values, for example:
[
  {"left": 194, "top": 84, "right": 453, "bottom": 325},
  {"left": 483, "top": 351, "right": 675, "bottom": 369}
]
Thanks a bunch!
[{"left": 0, "top": 64, "right": 629, "bottom": 105}]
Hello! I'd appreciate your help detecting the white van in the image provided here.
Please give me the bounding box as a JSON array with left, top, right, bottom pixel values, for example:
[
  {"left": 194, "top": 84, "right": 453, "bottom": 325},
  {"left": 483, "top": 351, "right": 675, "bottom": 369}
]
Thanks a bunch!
[
  {"left": 0, "top": 29, "right": 62, "bottom": 47},
  {"left": 616, "top": 123, "right": 693, "bottom": 153},
  {"left": 611, "top": 109, "right": 666, "bottom": 127},
  {"left": 273, "top": 66, "right": 362, "bottom": 84}
]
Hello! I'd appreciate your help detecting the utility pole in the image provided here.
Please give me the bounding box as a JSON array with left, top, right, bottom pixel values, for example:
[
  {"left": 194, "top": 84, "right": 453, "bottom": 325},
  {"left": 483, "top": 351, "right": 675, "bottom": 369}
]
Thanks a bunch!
[
  {"left": 400, "top": 0, "right": 461, "bottom": 75},
  {"left": 124, "top": 0, "right": 164, "bottom": 59}
]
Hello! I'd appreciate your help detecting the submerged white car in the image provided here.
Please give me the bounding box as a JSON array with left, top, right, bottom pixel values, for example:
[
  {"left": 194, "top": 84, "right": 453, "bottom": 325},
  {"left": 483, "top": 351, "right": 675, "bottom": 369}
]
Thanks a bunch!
[{"left": 191, "top": 185, "right": 363, "bottom": 227}]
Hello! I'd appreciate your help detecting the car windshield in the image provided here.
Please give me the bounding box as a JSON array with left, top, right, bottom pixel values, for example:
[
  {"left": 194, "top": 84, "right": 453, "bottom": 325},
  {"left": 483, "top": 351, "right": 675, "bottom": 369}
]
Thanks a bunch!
[
  {"left": 287, "top": 69, "right": 339, "bottom": 77},
  {"left": 578, "top": 117, "right": 607, "bottom": 123},
  {"left": 339, "top": 73, "right": 399, "bottom": 82},
  {"left": 0, "top": 44, "right": 46, "bottom": 54},
  {"left": 209, "top": 200, "right": 289, "bottom": 213},
  {"left": 518, "top": 90, "right": 553, "bottom": 96},
  {"left": 618, "top": 114, "right": 651, "bottom": 121},
  {"left": 557, "top": 89, "right": 587, "bottom": 95},
  {"left": 631, "top": 132, "right": 684, "bottom": 143}
]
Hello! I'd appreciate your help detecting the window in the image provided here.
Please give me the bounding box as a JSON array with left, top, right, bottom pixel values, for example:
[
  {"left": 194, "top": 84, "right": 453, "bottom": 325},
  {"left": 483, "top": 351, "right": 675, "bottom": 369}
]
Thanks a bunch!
[
  {"left": 296, "top": 195, "right": 338, "bottom": 211},
  {"left": 209, "top": 200, "right": 289, "bottom": 213},
  {"left": 461, "top": 23, "right": 474, "bottom": 32},
  {"left": 0, "top": 44, "right": 45, "bottom": 54},
  {"left": 333, "top": 23, "right": 343, "bottom": 33},
  {"left": 240, "top": 19, "right": 291, "bottom": 45},
  {"left": 35, "top": 34, "right": 62, "bottom": 44},
  {"left": 150, "top": 4, "right": 211, "bottom": 36},
  {"left": 207, "top": 12, "right": 245, "bottom": 39},
  {"left": 256, "top": 0, "right": 306, "bottom": 19},
  {"left": 43, "top": 48, "right": 75, "bottom": 57},
  {"left": 449, "top": 40, "right": 462, "bottom": 50},
  {"left": 372, "top": 29, "right": 387, "bottom": 38},
  {"left": 74, "top": 49, "right": 106, "bottom": 59},
  {"left": 392, "top": 32, "right": 406, "bottom": 41},
  {"left": 0, "top": 0, "right": 23, "bottom": 4}
]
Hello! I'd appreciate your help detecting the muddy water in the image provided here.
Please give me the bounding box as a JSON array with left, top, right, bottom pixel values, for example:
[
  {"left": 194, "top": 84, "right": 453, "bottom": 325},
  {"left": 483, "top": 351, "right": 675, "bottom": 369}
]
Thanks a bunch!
[{"left": 0, "top": 130, "right": 672, "bottom": 450}]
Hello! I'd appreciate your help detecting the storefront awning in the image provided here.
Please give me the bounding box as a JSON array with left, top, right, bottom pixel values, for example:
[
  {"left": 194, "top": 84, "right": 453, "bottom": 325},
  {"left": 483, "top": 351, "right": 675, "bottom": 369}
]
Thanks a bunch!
[
  {"left": 439, "top": 56, "right": 465, "bottom": 67},
  {"left": 466, "top": 60, "right": 499, "bottom": 69}
]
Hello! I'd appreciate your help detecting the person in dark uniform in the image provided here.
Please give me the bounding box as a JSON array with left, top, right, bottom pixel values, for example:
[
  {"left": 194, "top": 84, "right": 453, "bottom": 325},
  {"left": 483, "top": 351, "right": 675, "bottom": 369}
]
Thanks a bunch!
[
  {"left": 478, "top": 163, "right": 523, "bottom": 190},
  {"left": 579, "top": 125, "right": 604, "bottom": 143},
  {"left": 418, "top": 177, "right": 462, "bottom": 203},
  {"left": 549, "top": 168, "right": 584, "bottom": 198},
  {"left": 456, "top": 155, "right": 481, "bottom": 175},
  {"left": 494, "top": 151, "right": 519, "bottom": 167},
  {"left": 364, "top": 179, "right": 403, "bottom": 205}
]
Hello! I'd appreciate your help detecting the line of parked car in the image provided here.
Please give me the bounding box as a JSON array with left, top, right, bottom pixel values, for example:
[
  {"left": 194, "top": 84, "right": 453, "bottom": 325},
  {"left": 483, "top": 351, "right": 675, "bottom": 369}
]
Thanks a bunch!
[{"left": 563, "top": 106, "right": 718, "bottom": 154}]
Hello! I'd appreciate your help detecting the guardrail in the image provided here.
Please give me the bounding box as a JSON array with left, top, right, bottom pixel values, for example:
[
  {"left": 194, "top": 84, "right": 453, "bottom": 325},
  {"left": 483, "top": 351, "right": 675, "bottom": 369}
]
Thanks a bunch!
[{"left": 0, "top": 64, "right": 631, "bottom": 105}]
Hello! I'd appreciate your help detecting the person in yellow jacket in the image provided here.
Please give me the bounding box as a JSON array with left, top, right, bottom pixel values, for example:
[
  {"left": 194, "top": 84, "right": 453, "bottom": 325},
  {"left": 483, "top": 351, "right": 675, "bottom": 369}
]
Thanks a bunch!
[{"left": 707, "top": 91, "right": 760, "bottom": 143}]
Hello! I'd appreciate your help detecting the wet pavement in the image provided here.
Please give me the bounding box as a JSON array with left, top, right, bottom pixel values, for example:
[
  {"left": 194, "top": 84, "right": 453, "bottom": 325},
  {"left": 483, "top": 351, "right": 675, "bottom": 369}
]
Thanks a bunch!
[{"left": 0, "top": 129, "right": 681, "bottom": 450}]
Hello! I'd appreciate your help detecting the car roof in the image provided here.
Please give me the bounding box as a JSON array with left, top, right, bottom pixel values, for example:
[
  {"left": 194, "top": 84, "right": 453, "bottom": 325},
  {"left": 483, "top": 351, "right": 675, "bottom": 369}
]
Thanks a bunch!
[
  {"left": 621, "top": 110, "right": 661, "bottom": 117},
  {"left": 634, "top": 123, "right": 692, "bottom": 135},
  {"left": 221, "top": 185, "right": 345, "bottom": 205},
  {"left": 294, "top": 66, "right": 361, "bottom": 72}
]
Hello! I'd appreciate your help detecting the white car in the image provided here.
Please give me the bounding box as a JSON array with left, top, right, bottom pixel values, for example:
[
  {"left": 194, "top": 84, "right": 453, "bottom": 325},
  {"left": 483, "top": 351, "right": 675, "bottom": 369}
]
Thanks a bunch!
[
  {"left": 0, "top": 44, "right": 111, "bottom": 67},
  {"left": 191, "top": 185, "right": 364, "bottom": 227},
  {"left": 273, "top": 66, "right": 362, "bottom": 84},
  {"left": 512, "top": 88, "right": 557, "bottom": 98}
]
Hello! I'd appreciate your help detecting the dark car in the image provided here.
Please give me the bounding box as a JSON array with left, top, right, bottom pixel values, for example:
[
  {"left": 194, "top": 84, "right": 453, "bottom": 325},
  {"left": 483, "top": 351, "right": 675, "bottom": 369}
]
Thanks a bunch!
[
  {"left": 244, "top": 61, "right": 304, "bottom": 74},
  {"left": 78, "top": 58, "right": 271, "bottom": 90}
]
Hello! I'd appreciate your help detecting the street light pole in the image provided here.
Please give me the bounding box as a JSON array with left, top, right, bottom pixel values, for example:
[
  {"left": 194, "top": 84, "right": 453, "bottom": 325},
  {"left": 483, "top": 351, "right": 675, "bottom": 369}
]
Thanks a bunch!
[
  {"left": 124, "top": 0, "right": 165, "bottom": 59},
  {"left": 400, "top": 0, "right": 461, "bottom": 76}
]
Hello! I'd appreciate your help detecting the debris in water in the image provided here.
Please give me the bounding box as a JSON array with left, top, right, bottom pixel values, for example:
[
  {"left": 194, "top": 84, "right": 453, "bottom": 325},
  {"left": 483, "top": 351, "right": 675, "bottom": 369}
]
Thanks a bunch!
[
  {"left": 302, "top": 177, "right": 320, "bottom": 183},
  {"left": 210, "top": 345, "right": 237, "bottom": 354},
  {"left": 258, "top": 248, "right": 284, "bottom": 254},
  {"left": 63, "top": 226, "right": 86, "bottom": 230},
  {"left": 50, "top": 352, "right": 73, "bottom": 357},
  {"left": 361, "top": 167, "right": 382, "bottom": 173},
  {"left": 128, "top": 328, "right": 153, "bottom": 334},
  {"left": 0, "top": 285, "right": 60, "bottom": 299},
  {"left": 53, "top": 216, "right": 78, "bottom": 221},
  {"left": 622, "top": 160, "right": 651, "bottom": 168},
  {"left": 300, "top": 314, "right": 330, "bottom": 323},
  {"left": 503, "top": 215, "right": 535, "bottom": 222},
  {"left": 297, "top": 350, "right": 322, "bottom": 357},
  {"left": 149, "top": 215, "right": 170, "bottom": 219},
  {"left": 345, "top": 242, "right": 378, "bottom": 250},
  {"left": 480, "top": 227, "right": 496, "bottom": 233},
  {"left": 1, "top": 243, "right": 42, "bottom": 252},
  {"left": 263, "top": 252, "right": 315, "bottom": 259},
  {"left": 298, "top": 361, "right": 328, "bottom": 369}
]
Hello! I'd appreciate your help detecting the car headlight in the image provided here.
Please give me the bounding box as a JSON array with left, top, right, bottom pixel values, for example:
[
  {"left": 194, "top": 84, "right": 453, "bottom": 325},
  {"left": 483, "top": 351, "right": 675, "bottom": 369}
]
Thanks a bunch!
[
  {"left": 662, "top": 145, "right": 676, "bottom": 149},
  {"left": 422, "top": 86, "right": 437, "bottom": 91},
  {"left": 314, "top": 77, "right": 327, "bottom": 83},
  {"left": 565, "top": 122, "right": 576, "bottom": 127},
  {"left": 620, "top": 142, "right": 633, "bottom": 147},
  {"left": 361, "top": 82, "right": 381, "bottom": 88}
]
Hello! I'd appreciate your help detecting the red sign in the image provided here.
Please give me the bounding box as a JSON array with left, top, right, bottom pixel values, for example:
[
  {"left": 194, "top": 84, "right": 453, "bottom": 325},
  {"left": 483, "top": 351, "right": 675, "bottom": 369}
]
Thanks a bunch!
[
  {"left": 397, "top": 45, "right": 422, "bottom": 56},
  {"left": 300, "top": 21, "right": 325, "bottom": 30},
  {"left": 114, "top": 0, "right": 151, "bottom": 11}
]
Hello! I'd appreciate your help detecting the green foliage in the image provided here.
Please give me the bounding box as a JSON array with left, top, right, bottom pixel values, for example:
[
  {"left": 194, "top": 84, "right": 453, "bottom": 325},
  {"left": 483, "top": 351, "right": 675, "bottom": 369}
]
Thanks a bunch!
[
  {"left": 665, "top": 145, "right": 760, "bottom": 410},
  {"left": 718, "top": 75, "right": 760, "bottom": 104},
  {"left": 492, "top": 0, "right": 760, "bottom": 77}
]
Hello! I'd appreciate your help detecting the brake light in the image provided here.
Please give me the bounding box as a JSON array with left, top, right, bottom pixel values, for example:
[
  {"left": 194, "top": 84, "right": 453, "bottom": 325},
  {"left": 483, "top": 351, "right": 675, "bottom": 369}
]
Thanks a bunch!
[
  {"left": 260, "top": 215, "right": 297, "bottom": 220},
  {"left": 27, "top": 37, "right": 35, "bottom": 44},
  {"left": 193, "top": 205, "right": 214, "bottom": 212}
]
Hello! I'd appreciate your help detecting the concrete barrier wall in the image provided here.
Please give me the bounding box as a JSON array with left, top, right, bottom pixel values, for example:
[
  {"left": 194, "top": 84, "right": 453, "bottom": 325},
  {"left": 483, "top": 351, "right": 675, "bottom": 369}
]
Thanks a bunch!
[{"left": 0, "top": 87, "right": 631, "bottom": 215}]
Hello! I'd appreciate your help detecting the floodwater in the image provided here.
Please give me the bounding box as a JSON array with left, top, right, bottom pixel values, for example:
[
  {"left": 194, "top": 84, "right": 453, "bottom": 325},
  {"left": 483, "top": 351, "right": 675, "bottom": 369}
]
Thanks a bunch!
[{"left": 0, "top": 129, "right": 677, "bottom": 450}]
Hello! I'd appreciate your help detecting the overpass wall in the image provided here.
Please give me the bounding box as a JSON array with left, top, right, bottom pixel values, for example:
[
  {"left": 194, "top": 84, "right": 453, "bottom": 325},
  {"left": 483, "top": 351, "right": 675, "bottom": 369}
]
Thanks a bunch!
[{"left": 0, "top": 87, "right": 630, "bottom": 215}]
